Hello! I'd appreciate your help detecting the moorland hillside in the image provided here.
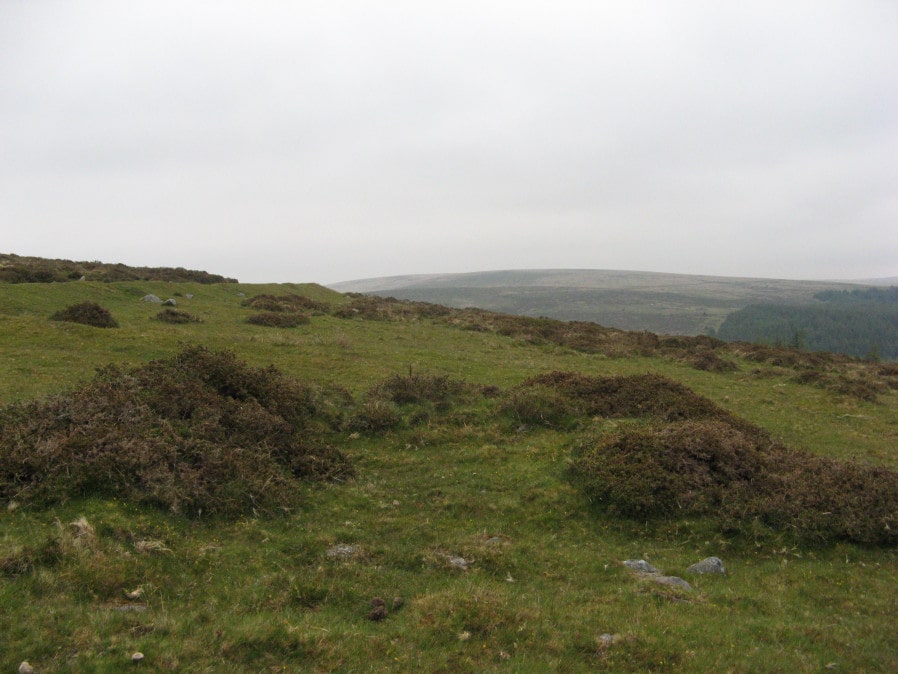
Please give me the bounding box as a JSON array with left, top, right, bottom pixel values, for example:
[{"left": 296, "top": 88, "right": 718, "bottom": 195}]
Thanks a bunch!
[{"left": 1, "top": 263, "right": 897, "bottom": 672}]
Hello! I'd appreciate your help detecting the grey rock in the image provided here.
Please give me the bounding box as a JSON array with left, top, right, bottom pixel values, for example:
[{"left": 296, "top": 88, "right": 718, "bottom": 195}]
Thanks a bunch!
[
  {"left": 651, "top": 575, "right": 693, "bottom": 591},
  {"left": 623, "top": 559, "right": 660, "bottom": 574},
  {"left": 686, "top": 556, "right": 726, "bottom": 575},
  {"left": 326, "top": 544, "right": 357, "bottom": 560},
  {"left": 162, "top": 298, "right": 177, "bottom": 306},
  {"left": 185, "top": 293, "right": 194, "bottom": 299},
  {"left": 18, "top": 662, "right": 34, "bottom": 674},
  {"left": 449, "top": 556, "right": 469, "bottom": 569},
  {"left": 141, "top": 294, "right": 162, "bottom": 303}
]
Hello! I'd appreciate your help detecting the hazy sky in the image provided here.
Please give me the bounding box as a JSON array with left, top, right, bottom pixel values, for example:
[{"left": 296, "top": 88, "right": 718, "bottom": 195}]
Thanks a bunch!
[{"left": 2, "top": 1, "right": 896, "bottom": 284}]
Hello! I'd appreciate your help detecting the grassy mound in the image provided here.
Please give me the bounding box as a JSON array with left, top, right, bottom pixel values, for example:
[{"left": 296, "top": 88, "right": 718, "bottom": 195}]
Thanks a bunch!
[
  {"left": 49, "top": 301, "right": 118, "bottom": 328},
  {"left": 571, "top": 420, "right": 898, "bottom": 545},
  {"left": 0, "top": 346, "right": 353, "bottom": 516}
]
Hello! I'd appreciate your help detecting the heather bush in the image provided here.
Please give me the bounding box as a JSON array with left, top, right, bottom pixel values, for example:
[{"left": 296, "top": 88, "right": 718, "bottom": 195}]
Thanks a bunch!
[
  {"left": 242, "top": 293, "right": 330, "bottom": 314},
  {"left": 155, "top": 308, "right": 202, "bottom": 324},
  {"left": 50, "top": 301, "right": 118, "bottom": 328},
  {"left": 246, "top": 312, "right": 309, "bottom": 328},
  {"left": 571, "top": 420, "right": 898, "bottom": 545},
  {"left": 506, "top": 371, "right": 758, "bottom": 433},
  {"left": 0, "top": 346, "right": 353, "bottom": 517}
]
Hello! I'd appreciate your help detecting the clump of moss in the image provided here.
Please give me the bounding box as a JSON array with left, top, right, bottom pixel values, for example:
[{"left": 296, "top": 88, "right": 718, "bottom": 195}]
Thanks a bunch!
[
  {"left": 50, "top": 301, "right": 118, "bottom": 328},
  {"left": 0, "top": 346, "right": 353, "bottom": 517}
]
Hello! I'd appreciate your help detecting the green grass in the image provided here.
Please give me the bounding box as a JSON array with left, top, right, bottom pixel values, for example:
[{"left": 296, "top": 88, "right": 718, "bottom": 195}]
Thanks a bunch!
[{"left": 1, "top": 281, "right": 897, "bottom": 672}]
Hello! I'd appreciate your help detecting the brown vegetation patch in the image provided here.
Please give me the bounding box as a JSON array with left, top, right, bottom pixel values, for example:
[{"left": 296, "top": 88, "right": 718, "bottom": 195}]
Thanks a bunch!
[
  {"left": 0, "top": 346, "right": 353, "bottom": 516},
  {"left": 504, "top": 371, "right": 758, "bottom": 433},
  {"left": 155, "top": 308, "right": 202, "bottom": 324},
  {"left": 246, "top": 312, "right": 310, "bottom": 328},
  {"left": 571, "top": 420, "right": 898, "bottom": 545},
  {"left": 242, "top": 293, "right": 330, "bottom": 314},
  {"left": 50, "top": 301, "right": 119, "bottom": 328}
]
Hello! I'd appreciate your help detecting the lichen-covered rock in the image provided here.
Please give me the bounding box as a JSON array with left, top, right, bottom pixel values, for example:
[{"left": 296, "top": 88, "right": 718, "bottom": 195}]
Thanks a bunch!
[
  {"left": 623, "top": 559, "right": 660, "bottom": 574},
  {"left": 686, "top": 557, "right": 726, "bottom": 575}
]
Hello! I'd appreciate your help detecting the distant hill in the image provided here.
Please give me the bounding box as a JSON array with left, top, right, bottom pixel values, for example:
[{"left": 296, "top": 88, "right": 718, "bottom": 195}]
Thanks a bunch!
[
  {"left": 330, "top": 269, "right": 867, "bottom": 336},
  {"left": 0, "top": 253, "right": 238, "bottom": 284}
]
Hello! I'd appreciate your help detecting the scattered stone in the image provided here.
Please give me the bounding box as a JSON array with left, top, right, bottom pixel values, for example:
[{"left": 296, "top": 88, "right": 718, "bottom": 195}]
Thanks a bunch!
[
  {"left": 134, "top": 539, "right": 170, "bottom": 554},
  {"left": 162, "top": 298, "right": 177, "bottom": 306},
  {"left": 686, "top": 557, "right": 726, "bottom": 575},
  {"left": 109, "top": 604, "right": 147, "bottom": 612},
  {"left": 18, "top": 662, "right": 34, "bottom": 674},
  {"left": 448, "top": 556, "right": 469, "bottom": 570},
  {"left": 326, "top": 544, "right": 357, "bottom": 560},
  {"left": 124, "top": 587, "right": 144, "bottom": 600},
  {"left": 485, "top": 536, "right": 505, "bottom": 546},
  {"left": 623, "top": 559, "right": 660, "bottom": 574},
  {"left": 367, "top": 597, "right": 387, "bottom": 621},
  {"left": 236, "top": 292, "right": 246, "bottom": 297},
  {"left": 185, "top": 293, "right": 194, "bottom": 299},
  {"left": 131, "top": 651, "right": 144, "bottom": 663},
  {"left": 141, "top": 294, "right": 162, "bottom": 303},
  {"left": 651, "top": 575, "right": 693, "bottom": 591}
]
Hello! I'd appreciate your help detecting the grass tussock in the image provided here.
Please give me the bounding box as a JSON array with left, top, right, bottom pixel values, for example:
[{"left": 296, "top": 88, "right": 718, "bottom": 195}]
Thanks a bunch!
[
  {"left": 50, "top": 301, "right": 118, "bottom": 328},
  {"left": 0, "top": 346, "right": 353, "bottom": 516},
  {"left": 571, "top": 420, "right": 898, "bottom": 545}
]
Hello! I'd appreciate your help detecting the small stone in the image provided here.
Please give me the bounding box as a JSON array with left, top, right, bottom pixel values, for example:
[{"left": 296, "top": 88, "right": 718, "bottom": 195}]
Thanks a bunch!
[
  {"left": 141, "top": 294, "right": 162, "bottom": 303},
  {"left": 162, "top": 298, "right": 177, "bottom": 306},
  {"left": 623, "top": 559, "right": 660, "bottom": 574},
  {"left": 326, "top": 544, "right": 357, "bottom": 560},
  {"left": 18, "top": 662, "right": 34, "bottom": 674},
  {"left": 391, "top": 596, "right": 405, "bottom": 611},
  {"left": 651, "top": 575, "right": 693, "bottom": 591},
  {"left": 124, "top": 587, "right": 144, "bottom": 600},
  {"left": 485, "top": 536, "right": 505, "bottom": 546},
  {"left": 686, "top": 556, "right": 726, "bottom": 575},
  {"left": 449, "top": 556, "right": 469, "bottom": 569},
  {"left": 131, "top": 651, "right": 144, "bottom": 663}
]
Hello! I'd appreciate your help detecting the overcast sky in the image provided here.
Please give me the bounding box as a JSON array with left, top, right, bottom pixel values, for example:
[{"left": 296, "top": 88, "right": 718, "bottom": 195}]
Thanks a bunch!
[{"left": 2, "top": 1, "right": 896, "bottom": 284}]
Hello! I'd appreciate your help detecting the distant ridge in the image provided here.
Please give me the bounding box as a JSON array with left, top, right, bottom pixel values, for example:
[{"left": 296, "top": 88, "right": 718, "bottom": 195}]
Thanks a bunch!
[
  {"left": 0, "top": 253, "right": 238, "bottom": 284},
  {"left": 329, "top": 269, "right": 868, "bottom": 336}
]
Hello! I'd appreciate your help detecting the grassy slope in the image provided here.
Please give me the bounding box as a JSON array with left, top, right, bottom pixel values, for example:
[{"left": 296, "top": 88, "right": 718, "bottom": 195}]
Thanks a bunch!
[
  {"left": 1, "top": 281, "right": 897, "bottom": 672},
  {"left": 331, "top": 269, "right": 865, "bottom": 336}
]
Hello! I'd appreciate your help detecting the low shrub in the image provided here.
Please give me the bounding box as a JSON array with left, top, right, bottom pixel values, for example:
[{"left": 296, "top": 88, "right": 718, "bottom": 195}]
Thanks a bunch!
[
  {"left": 0, "top": 346, "right": 353, "bottom": 517},
  {"left": 345, "top": 399, "right": 402, "bottom": 433},
  {"left": 505, "top": 371, "right": 759, "bottom": 434},
  {"left": 155, "top": 308, "right": 202, "bottom": 324},
  {"left": 242, "top": 294, "right": 330, "bottom": 314},
  {"left": 246, "top": 312, "right": 309, "bottom": 328},
  {"left": 570, "top": 420, "right": 898, "bottom": 545},
  {"left": 50, "top": 301, "right": 118, "bottom": 328},
  {"left": 369, "top": 372, "right": 471, "bottom": 405}
]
